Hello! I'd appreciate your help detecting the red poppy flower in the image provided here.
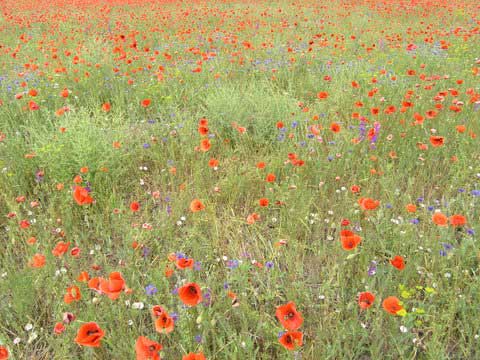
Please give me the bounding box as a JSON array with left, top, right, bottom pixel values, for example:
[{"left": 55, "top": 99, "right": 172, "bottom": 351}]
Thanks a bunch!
[
  {"left": 279, "top": 331, "right": 303, "bottom": 350},
  {"left": 151, "top": 305, "right": 166, "bottom": 318},
  {"left": 178, "top": 282, "right": 202, "bottom": 306},
  {"left": 432, "top": 212, "right": 448, "bottom": 226},
  {"left": 0, "top": 346, "right": 9, "bottom": 360},
  {"left": 73, "top": 186, "right": 93, "bottom": 206},
  {"left": 358, "top": 292, "right": 375, "bottom": 309},
  {"left": 176, "top": 258, "right": 194, "bottom": 269},
  {"left": 154, "top": 312, "right": 175, "bottom": 334},
  {"left": 54, "top": 322, "right": 66, "bottom": 335},
  {"left": 29, "top": 253, "right": 46, "bottom": 268},
  {"left": 190, "top": 199, "right": 205, "bottom": 212},
  {"left": 382, "top": 296, "right": 404, "bottom": 315},
  {"left": 135, "top": 336, "right": 162, "bottom": 360},
  {"left": 64, "top": 285, "right": 82, "bottom": 304},
  {"left": 449, "top": 214, "right": 466, "bottom": 227},
  {"left": 340, "top": 230, "right": 362, "bottom": 251},
  {"left": 275, "top": 301, "right": 303, "bottom": 330},
  {"left": 52, "top": 241, "right": 70, "bottom": 257},
  {"left": 258, "top": 198, "right": 269, "bottom": 207},
  {"left": 198, "top": 126, "right": 209, "bottom": 136},
  {"left": 102, "top": 102, "right": 111, "bottom": 112},
  {"left": 390, "top": 256, "right": 405, "bottom": 270},
  {"left": 74, "top": 322, "right": 105, "bottom": 347},
  {"left": 430, "top": 136, "right": 444, "bottom": 147},
  {"left": 208, "top": 158, "right": 219, "bottom": 168},
  {"left": 130, "top": 201, "right": 140, "bottom": 212},
  {"left": 182, "top": 353, "right": 206, "bottom": 360},
  {"left": 266, "top": 173, "right": 276, "bottom": 182},
  {"left": 99, "top": 272, "right": 126, "bottom": 300},
  {"left": 200, "top": 139, "right": 211, "bottom": 152},
  {"left": 317, "top": 91, "right": 328, "bottom": 99},
  {"left": 330, "top": 122, "right": 341, "bottom": 133},
  {"left": 358, "top": 197, "right": 380, "bottom": 210}
]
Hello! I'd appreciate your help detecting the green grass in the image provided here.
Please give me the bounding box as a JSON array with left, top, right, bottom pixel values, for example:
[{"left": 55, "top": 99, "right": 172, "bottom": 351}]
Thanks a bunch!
[{"left": 0, "top": 0, "right": 480, "bottom": 359}]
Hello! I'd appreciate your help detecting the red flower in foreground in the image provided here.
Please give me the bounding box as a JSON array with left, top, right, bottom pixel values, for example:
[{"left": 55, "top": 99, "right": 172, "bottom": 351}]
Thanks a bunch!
[
  {"left": 258, "top": 198, "right": 269, "bottom": 207},
  {"left": 432, "top": 212, "right": 448, "bottom": 226},
  {"left": 358, "top": 292, "right": 375, "bottom": 310},
  {"left": 358, "top": 197, "right": 380, "bottom": 210},
  {"left": 135, "top": 336, "right": 162, "bottom": 360},
  {"left": 152, "top": 305, "right": 175, "bottom": 334},
  {"left": 182, "top": 353, "right": 206, "bottom": 360},
  {"left": 64, "top": 285, "right": 81, "bottom": 304},
  {"left": 73, "top": 186, "right": 93, "bottom": 206},
  {"left": 52, "top": 241, "right": 70, "bottom": 257},
  {"left": 275, "top": 301, "right": 303, "bottom": 330},
  {"left": 382, "top": 296, "right": 404, "bottom": 315},
  {"left": 74, "top": 322, "right": 105, "bottom": 347},
  {"left": 0, "top": 346, "right": 9, "bottom": 360},
  {"left": 99, "top": 272, "right": 126, "bottom": 300},
  {"left": 317, "top": 91, "right": 329, "bottom": 99},
  {"left": 190, "top": 199, "right": 205, "bottom": 212},
  {"left": 390, "top": 256, "right": 405, "bottom": 270},
  {"left": 176, "top": 258, "right": 194, "bottom": 269},
  {"left": 430, "top": 135, "right": 444, "bottom": 147},
  {"left": 141, "top": 99, "right": 151, "bottom": 108},
  {"left": 279, "top": 331, "right": 303, "bottom": 350},
  {"left": 449, "top": 214, "right": 466, "bottom": 227},
  {"left": 130, "top": 201, "right": 140, "bottom": 212},
  {"left": 340, "top": 230, "right": 362, "bottom": 251},
  {"left": 178, "top": 282, "right": 202, "bottom": 306}
]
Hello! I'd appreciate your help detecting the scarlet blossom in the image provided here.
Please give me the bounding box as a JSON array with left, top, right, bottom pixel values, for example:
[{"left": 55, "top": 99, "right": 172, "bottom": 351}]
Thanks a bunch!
[
  {"left": 330, "top": 122, "right": 341, "bottom": 133},
  {"left": 430, "top": 136, "right": 444, "bottom": 147},
  {"left": 317, "top": 91, "right": 328, "bottom": 99},
  {"left": 136, "top": 336, "right": 162, "bottom": 360},
  {"left": 279, "top": 331, "right": 303, "bottom": 350},
  {"left": 390, "top": 256, "right": 405, "bottom": 270},
  {"left": 275, "top": 302, "right": 303, "bottom": 330},
  {"left": 351, "top": 185, "right": 361, "bottom": 193},
  {"left": 130, "top": 201, "right": 140, "bottom": 212},
  {"left": 340, "top": 230, "right": 362, "bottom": 251},
  {"left": 182, "top": 353, "right": 206, "bottom": 360},
  {"left": 405, "top": 204, "right": 417, "bottom": 213},
  {"left": 52, "top": 241, "right": 70, "bottom": 257},
  {"left": 102, "top": 103, "right": 111, "bottom": 112},
  {"left": 154, "top": 311, "right": 175, "bottom": 334},
  {"left": 258, "top": 198, "right": 269, "bottom": 207},
  {"left": 99, "top": 272, "right": 127, "bottom": 300},
  {"left": 178, "top": 282, "right": 202, "bottom": 307},
  {"left": 449, "top": 214, "right": 466, "bottom": 227},
  {"left": 54, "top": 322, "right": 66, "bottom": 335},
  {"left": 0, "top": 346, "right": 9, "bottom": 360},
  {"left": 73, "top": 186, "right": 93, "bottom": 206},
  {"left": 200, "top": 139, "right": 211, "bottom": 152},
  {"left": 29, "top": 253, "right": 46, "bottom": 268},
  {"left": 75, "top": 322, "right": 105, "bottom": 347},
  {"left": 176, "top": 258, "right": 194, "bottom": 269},
  {"left": 266, "top": 173, "right": 276, "bottom": 182},
  {"left": 358, "top": 197, "right": 380, "bottom": 210},
  {"left": 190, "top": 199, "right": 205, "bottom": 212},
  {"left": 382, "top": 296, "right": 404, "bottom": 315},
  {"left": 64, "top": 285, "right": 82, "bottom": 304},
  {"left": 432, "top": 212, "right": 448, "bottom": 226},
  {"left": 358, "top": 292, "right": 375, "bottom": 309}
]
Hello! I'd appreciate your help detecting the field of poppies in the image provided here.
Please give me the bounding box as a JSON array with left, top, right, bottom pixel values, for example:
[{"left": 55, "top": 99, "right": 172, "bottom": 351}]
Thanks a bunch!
[{"left": 0, "top": 0, "right": 479, "bottom": 359}]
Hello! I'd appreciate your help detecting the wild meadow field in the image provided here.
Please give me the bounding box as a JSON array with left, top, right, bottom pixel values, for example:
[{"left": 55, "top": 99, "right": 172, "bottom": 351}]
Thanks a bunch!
[{"left": 0, "top": 0, "right": 479, "bottom": 358}]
